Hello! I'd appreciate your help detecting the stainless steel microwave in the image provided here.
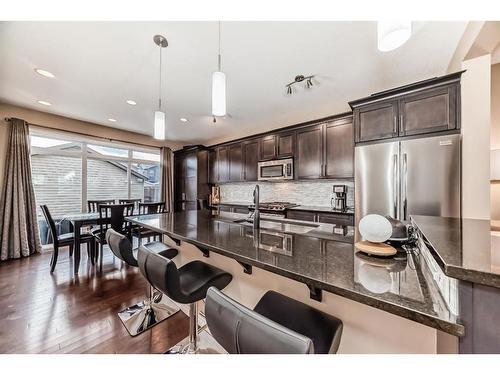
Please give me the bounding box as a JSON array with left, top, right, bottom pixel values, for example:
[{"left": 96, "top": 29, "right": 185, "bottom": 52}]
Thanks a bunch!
[{"left": 258, "top": 158, "right": 294, "bottom": 181}]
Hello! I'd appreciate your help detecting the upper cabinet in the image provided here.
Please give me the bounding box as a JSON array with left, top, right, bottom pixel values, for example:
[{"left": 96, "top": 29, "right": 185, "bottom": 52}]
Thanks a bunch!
[
  {"left": 259, "top": 132, "right": 296, "bottom": 161},
  {"left": 228, "top": 143, "right": 244, "bottom": 182},
  {"left": 296, "top": 124, "right": 324, "bottom": 179},
  {"left": 243, "top": 140, "right": 259, "bottom": 181},
  {"left": 260, "top": 135, "right": 277, "bottom": 160},
  {"left": 349, "top": 71, "right": 463, "bottom": 144},
  {"left": 216, "top": 146, "right": 229, "bottom": 183}
]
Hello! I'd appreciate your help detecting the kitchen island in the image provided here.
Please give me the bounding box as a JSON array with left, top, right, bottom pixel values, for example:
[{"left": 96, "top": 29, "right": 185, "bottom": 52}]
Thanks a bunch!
[{"left": 127, "top": 210, "right": 463, "bottom": 347}]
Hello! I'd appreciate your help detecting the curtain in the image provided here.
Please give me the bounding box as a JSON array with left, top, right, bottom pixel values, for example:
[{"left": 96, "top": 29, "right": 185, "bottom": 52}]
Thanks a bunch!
[
  {"left": 0, "top": 118, "right": 42, "bottom": 261},
  {"left": 160, "top": 146, "right": 174, "bottom": 213}
]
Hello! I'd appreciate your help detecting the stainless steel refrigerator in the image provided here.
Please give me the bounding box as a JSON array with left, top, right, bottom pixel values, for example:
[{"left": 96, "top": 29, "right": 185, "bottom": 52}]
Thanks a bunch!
[{"left": 354, "top": 134, "right": 461, "bottom": 228}]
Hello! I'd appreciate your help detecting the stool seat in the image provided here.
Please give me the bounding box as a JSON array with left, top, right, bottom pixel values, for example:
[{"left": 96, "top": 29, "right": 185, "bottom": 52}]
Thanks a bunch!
[
  {"left": 178, "top": 261, "right": 233, "bottom": 302},
  {"left": 142, "top": 241, "right": 178, "bottom": 260},
  {"left": 254, "top": 291, "right": 343, "bottom": 354}
]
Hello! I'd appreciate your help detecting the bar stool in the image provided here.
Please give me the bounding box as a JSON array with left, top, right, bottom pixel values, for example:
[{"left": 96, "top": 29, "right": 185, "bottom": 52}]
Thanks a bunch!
[
  {"left": 137, "top": 245, "right": 232, "bottom": 353},
  {"left": 105, "top": 229, "right": 180, "bottom": 336},
  {"left": 205, "top": 287, "right": 343, "bottom": 354}
]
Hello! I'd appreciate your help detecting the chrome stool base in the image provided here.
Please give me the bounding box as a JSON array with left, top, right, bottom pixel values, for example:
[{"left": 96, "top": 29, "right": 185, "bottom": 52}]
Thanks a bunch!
[
  {"left": 118, "top": 290, "right": 180, "bottom": 337},
  {"left": 166, "top": 330, "right": 223, "bottom": 354}
]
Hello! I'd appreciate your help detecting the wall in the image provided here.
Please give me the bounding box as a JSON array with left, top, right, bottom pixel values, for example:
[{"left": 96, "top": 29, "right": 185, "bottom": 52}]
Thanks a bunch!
[
  {"left": 461, "top": 55, "right": 491, "bottom": 220},
  {"left": 491, "top": 63, "right": 500, "bottom": 220},
  {"left": 0, "top": 102, "right": 184, "bottom": 197},
  {"left": 219, "top": 180, "right": 354, "bottom": 208}
]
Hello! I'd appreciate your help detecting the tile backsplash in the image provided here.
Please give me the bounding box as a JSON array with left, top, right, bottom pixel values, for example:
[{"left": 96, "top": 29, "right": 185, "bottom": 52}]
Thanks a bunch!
[{"left": 219, "top": 181, "right": 354, "bottom": 208}]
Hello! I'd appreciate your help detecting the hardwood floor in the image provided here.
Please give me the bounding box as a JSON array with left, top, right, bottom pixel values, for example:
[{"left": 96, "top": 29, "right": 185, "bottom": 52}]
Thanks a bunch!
[{"left": 0, "top": 245, "right": 189, "bottom": 354}]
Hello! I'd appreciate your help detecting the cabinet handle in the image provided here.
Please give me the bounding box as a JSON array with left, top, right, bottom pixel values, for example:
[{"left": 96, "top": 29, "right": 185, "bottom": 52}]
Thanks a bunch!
[
  {"left": 399, "top": 114, "right": 404, "bottom": 134},
  {"left": 393, "top": 115, "right": 397, "bottom": 134}
]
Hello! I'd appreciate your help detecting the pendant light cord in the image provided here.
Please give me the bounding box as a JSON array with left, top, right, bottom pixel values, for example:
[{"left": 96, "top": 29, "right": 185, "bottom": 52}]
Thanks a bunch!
[
  {"left": 218, "top": 21, "right": 222, "bottom": 71},
  {"left": 158, "top": 39, "right": 162, "bottom": 110}
]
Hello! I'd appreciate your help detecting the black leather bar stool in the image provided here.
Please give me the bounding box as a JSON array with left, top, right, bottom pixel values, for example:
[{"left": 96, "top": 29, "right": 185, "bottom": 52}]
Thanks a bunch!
[
  {"left": 106, "top": 229, "right": 180, "bottom": 336},
  {"left": 205, "top": 287, "right": 343, "bottom": 354},
  {"left": 138, "top": 245, "right": 232, "bottom": 353}
]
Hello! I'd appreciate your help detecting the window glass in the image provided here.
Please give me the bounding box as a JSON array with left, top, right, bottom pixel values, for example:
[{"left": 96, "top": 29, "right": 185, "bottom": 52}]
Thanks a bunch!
[
  {"left": 87, "top": 144, "right": 129, "bottom": 158},
  {"left": 132, "top": 150, "right": 160, "bottom": 162},
  {"left": 131, "top": 162, "right": 161, "bottom": 203},
  {"left": 87, "top": 158, "right": 129, "bottom": 203}
]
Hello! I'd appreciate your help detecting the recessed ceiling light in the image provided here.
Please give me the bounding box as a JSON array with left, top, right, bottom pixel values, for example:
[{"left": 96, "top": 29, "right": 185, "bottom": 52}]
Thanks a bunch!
[
  {"left": 34, "top": 68, "right": 55, "bottom": 78},
  {"left": 108, "top": 118, "right": 117, "bottom": 122},
  {"left": 37, "top": 100, "right": 52, "bottom": 106},
  {"left": 180, "top": 118, "right": 188, "bottom": 123},
  {"left": 126, "top": 100, "right": 137, "bottom": 106}
]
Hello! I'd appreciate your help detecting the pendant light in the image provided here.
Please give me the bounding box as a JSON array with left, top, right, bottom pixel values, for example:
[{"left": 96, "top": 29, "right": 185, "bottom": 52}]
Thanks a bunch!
[
  {"left": 153, "top": 34, "right": 168, "bottom": 140},
  {"left": 212, "top": 21, "right": 227, "bottom": 117},
  {"left": 377, "top": 21, "right": 412, "bottom": 52}
]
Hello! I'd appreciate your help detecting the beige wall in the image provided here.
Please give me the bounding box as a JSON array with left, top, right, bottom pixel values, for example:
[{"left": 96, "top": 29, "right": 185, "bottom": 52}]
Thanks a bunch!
[
  {"left": 461, "top": 55, "right": 491, "bottom": 220},
  {"left": 491, "top": 64, "right": 500, "bottom": 220},
  {"left": 0, "top": 103, "right": 185, "bottom": 195}
]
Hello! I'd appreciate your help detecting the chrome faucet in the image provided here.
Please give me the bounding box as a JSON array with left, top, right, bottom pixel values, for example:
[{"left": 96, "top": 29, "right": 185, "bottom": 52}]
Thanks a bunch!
[{"left": 253, "top": 184, "right": 260, "bottom": 230}]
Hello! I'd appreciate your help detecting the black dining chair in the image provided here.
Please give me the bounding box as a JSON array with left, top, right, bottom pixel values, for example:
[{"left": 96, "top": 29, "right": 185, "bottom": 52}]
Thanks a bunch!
[
  {"left": 40, "top": 205, "right": 96, "bottom": 273},
  {"left": 92, "top": 203, "right": 134, "bottom": 267},
  {"left": 87, "top": 199, "right": 115, "bottom": 213},
  {"left": 136, "top": 202, "right": 167, "bottom": 244},
  {"left": 119, "top": 198, "right": 142, "bottom": 210}
]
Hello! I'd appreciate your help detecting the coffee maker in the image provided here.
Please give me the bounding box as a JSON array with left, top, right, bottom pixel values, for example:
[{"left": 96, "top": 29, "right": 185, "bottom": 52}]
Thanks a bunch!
[{"left": 331, "top": 185, "right": 347, "bottom": 211}]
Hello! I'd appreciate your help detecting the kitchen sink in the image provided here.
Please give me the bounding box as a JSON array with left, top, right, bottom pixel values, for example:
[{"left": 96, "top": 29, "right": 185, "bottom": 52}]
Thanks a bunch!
[{"left": 230, "top": 218, "right": 319, "bottom": 234}]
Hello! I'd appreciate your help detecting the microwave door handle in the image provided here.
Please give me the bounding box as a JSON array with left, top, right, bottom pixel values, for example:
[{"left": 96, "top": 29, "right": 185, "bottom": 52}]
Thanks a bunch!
[{"left": 393, "top": 154, "right": 398, "bottom": 220}]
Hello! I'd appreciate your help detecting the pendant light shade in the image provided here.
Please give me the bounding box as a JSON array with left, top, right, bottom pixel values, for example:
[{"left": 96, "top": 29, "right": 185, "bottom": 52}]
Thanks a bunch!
[
  {"left": 377, "top": 21, "right": 412, "bottom": 52},
  {"left": 212, "top": 70, "right": 227, "bottom": 117},
  {"left": 154, "top": 110, "right": 166, "bottom": 140}
]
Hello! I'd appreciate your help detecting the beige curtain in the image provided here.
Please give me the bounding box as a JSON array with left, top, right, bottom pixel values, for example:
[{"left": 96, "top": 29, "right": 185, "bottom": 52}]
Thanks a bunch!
[
  {"left": 160, "top": 147, "right": 174, "bottom": 212},
  {"left": 0, "top": 118, "right": 42, "bottom": 261}
]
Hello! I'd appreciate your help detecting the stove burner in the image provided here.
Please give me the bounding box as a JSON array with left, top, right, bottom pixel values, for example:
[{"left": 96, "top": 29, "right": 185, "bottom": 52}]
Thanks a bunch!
[{"left": 249, "top": 202, "right": 299, "bottom": 211}]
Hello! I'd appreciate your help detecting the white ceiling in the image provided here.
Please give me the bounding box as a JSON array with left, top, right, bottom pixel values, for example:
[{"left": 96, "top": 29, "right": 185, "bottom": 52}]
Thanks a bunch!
[{"left": 0, "top": 21, "right": 467, "bottom": 146}]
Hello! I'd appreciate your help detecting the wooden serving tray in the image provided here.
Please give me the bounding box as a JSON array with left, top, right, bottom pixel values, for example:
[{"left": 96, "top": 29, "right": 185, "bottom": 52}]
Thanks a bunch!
[{"left": 355, "top": 241, "right": 397, "bottom": 257}]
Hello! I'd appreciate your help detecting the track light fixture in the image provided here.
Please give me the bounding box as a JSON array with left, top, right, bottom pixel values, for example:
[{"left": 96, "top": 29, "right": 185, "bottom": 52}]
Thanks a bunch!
[{"left": 285, "top": 74, "right": 316, "bottom": 95}]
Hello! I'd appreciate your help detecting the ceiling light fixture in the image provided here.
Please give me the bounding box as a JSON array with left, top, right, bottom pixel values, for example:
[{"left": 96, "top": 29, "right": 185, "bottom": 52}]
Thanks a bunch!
[
  {"left": 126, "top": 100, "right": 137, "bottom": 106},
  {"left": 285, "top": 75, "right": 316, "bottom": 96},
  {"left": 35, "top": 68, "right": 55, "bottom": 78},
  {"left": 153, "top": 35, "right": 168, "bottom": 140},
  {"left": 108, "top": 118, "right": 117, "bottom": 122},
  {"left": 37, "top": 100, "right": 52, "bottom": 106},
  {"left": 212, "top": 21, "right": 227, "bottom": 117},
  {"left": 377, "top": 21, "right": 412, "bottom": 52},
  {"left": 180, "top": 118, "right": 188, "bottom": 123}
]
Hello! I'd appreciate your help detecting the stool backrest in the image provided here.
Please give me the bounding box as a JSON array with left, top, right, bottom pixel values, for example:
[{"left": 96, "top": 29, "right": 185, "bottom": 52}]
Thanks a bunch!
[
  {"left": 88, "top": 199, "right": 115, "bottom": 213},
  {"left": 138, "top": 201, "right": 166, "bottom": 215},
  {"left": 205, "top": 287, "right": 314, "bottom": 354},
  {"left": 105, "top": 228, "right": 138, "bottom": 267},
  {"left": 40, "top": 205, "right": 59, "bottom": 247},
  {"left": 137, "top": 244, "right": 189, "bottom": 302}
]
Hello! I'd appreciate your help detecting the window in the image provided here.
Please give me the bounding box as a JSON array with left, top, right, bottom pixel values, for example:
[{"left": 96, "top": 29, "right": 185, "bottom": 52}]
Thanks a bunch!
[{"left": 29, "top": 130, "right": 162, "bottom": 244}]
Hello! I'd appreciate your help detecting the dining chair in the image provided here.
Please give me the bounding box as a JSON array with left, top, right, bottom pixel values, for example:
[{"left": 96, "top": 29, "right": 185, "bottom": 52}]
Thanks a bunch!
[
  {"left": 119, "top": 198, "right": 142, "bottom": 210},
  {"left": 40, "top": 205, "right": 96, "bottom": 273},
  {"left": 92, "top": 203, "right": 134, "bottom": 267},
  {"left": 87, "top": 199, "right": 115, "bottom": 213},
  {"left": 136, "top": 202, "right": 167, "bottom": 244}
]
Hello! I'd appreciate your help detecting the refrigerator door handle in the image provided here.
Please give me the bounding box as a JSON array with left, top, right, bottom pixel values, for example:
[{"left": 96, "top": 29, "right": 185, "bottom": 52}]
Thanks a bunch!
[
  {"left": 393, "top": 153, "right": 398, "bottom": 219},
  {"left": 403, "top": 153, "right": 408, "bottom": 221}
]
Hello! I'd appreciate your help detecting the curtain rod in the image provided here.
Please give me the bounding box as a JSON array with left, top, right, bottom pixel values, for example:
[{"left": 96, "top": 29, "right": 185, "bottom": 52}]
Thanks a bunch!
[{"left": 4, "top": 117, "right": 165, "bottom": 150}]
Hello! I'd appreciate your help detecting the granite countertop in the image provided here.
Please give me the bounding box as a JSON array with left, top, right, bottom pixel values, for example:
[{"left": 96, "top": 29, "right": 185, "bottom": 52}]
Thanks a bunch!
[
  {"left": 411, "top": 215, "right": 500, "bottom": 289},
  {"left": 128, "top": 211, "right": 463, "bottom": 336},
  {"left": 289, "top": 205, "right": 355, "bottom": 215}
]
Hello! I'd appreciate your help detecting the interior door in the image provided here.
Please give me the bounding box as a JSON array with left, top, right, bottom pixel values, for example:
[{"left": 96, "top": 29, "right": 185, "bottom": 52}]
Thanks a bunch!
[
  {"left": 400, "top": 134, "right": 460, "bottom": 220},
  {"left": 355, "top": 141, "right": 400, "bottom": 232}
]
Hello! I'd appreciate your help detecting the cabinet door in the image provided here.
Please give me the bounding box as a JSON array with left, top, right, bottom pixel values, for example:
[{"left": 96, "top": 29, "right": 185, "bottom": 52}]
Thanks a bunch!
[
  {"left": 325, "top": 120, "right": 354, "bottom": 178},
  {"left": 354, "top": 101, "right": 398, "bottom": 143},
  {"left": 208, "top": 150, "right": 217, "bottom": 184},
  {"left": 228, "top": 143, "right": 243, "bottom": 182},
  {"left": 286, "top": 210, "right": 317, "bottom": 222},
  {"left": 296, "top": 124, "right": 323, "bottom": 179},
  {"left": 243, "top": 140, "right": 259, "bottom": 181},
  {"left": 233, "top": 206, "right": 250, "bottom": 214},
  {"left": 260, "top": 135, "right": 277, "bottom": 160},
  {"left": 317, "top": 213, "right": 354, "bottom": 226},
  {"left": 217, "top": 146, "right": 229, "bottom": 182},
  {"left": 399, "top": 85, "right": 458, "bottom": 136},
  {"left": 277, "top": 132, "right": 295, "bottom": 158},
  {"left": 184, "top": 151, "right": 197, "bottom": 178}
]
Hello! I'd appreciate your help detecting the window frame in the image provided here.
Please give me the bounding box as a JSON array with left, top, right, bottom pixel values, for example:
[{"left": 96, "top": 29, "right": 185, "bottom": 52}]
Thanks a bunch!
[{"left": 29, "top": 127, "right": 162, "bottom": 213}]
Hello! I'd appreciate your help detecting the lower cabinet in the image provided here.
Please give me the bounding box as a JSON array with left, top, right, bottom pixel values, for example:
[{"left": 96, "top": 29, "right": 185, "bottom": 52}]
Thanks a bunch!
[
  {"left": 217, "top": 204, "right": 249, "bottom": 214},
  {"left": 286, "top": 210, "right": 354, "bottom": 226}
]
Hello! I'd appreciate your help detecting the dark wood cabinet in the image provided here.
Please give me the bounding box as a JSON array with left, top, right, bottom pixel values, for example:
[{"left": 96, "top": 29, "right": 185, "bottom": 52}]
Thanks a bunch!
[
  {"left": 277, "top": 132, "right": 295, "bottom": 158},
  {"left": 354, "top": 101, "right": 398, "bottom": 143},
  {"left": 217, "top": 146, "right": 229, "bottom": 183},
  {"left": 317, "top": 213, "right": 354, "bottom": 226},
  {"left": 399, "top": 84, "right": 458, "bottom": 136},
  {"left": 324, "top": 119, "right": 354, "bottom": 178},
  {"left": 208, "top": 150, "right": 217, "bottom": 184},
  {"left": 228, "top": 143, "right": 243, "bottom": 182},
  {"left": 350, "top": 71, "right": 463, "bottom": 144},
  {"left": 296, "top": 124, "right": 323, "bottom": 179},
  {"left": 286, "top": 210, "right": 316, "bottom": 222},
  {"left": 243, "top": 140, "right": 259, "bottom": 181},
  {"left": 260, "top": 135, "right": 277, "bottom": 160}
]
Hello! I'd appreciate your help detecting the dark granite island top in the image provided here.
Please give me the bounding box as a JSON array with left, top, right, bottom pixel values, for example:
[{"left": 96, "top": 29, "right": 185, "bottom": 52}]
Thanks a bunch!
[
  {"left": 411, "top": 215, "right": 500, "bottom": 289},
  {"left": 127, "top": 211, "right": 464, "bottom": 336}
]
